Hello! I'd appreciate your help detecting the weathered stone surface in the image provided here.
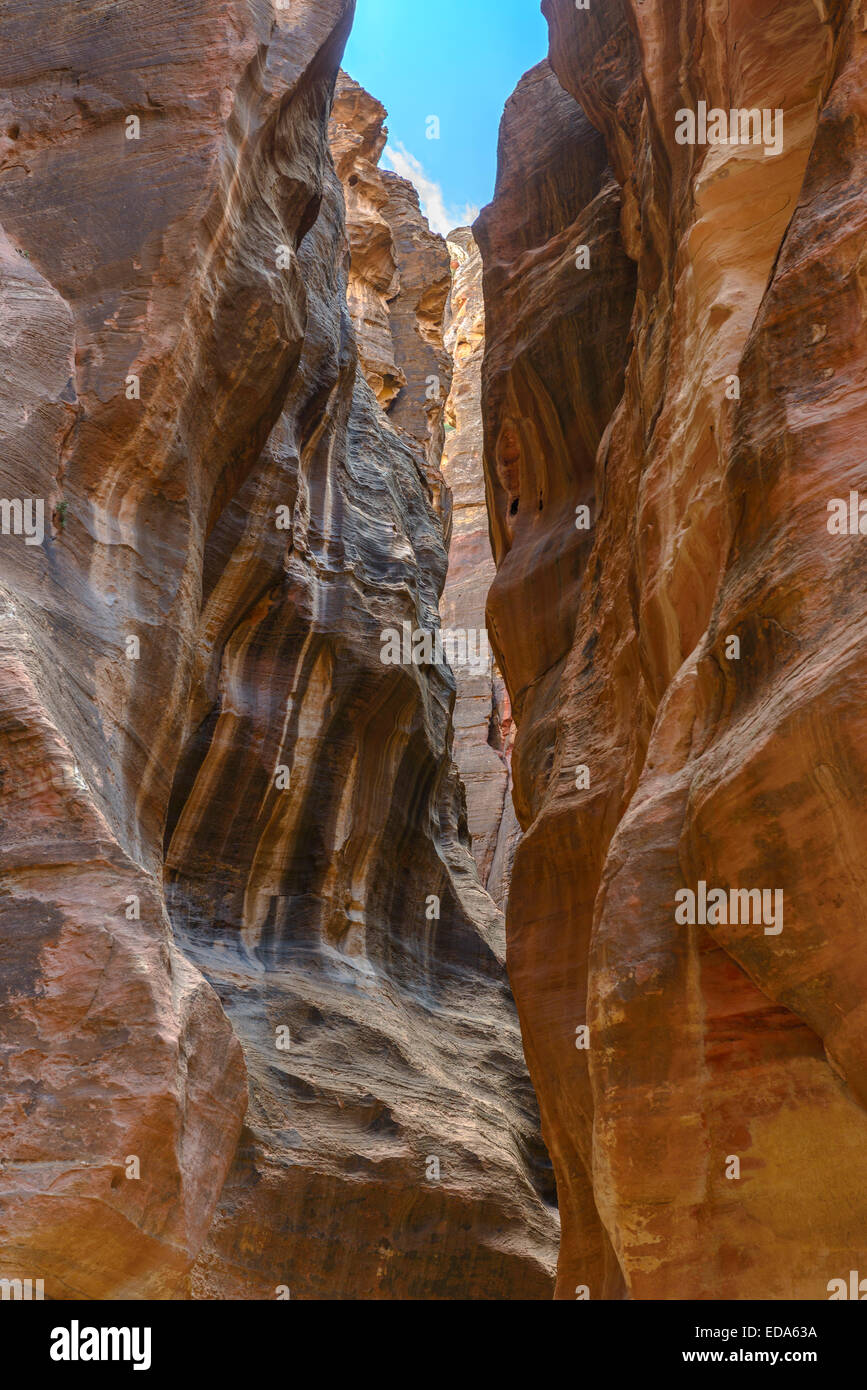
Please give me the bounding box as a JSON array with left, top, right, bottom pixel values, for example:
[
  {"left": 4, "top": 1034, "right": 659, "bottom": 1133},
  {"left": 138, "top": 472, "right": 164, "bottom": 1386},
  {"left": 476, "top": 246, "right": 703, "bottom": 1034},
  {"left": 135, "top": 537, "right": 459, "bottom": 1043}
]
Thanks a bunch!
[
  {"left": 328, "top": 74, "right": 405, "bottom": 411},
  {"left": 330, "top": 73, "right": 452, "bottom": 477},
  {"left": 439, "top": 228, "right": 520, "bottom": 905},
  {"left": 332, "top": 95, "right": 515, "bottom": 909},
  {"left": 171, "top": 164, "right": 556, "bottom": 1301},
  {"left": 476, "top": 53, "right": 636, "bottom": 1302},
  {"left": 0, "top": 0, "right": 351, "bottom": 1297},
  {"left": 0, "top": 1, "right": 556, "bottom": 1299},
  {"left": 380, "top": 173, "right": 452, "bottom": 472},
  {"left": 479, "top": 0, "right": 867, "bottom": 1299}
]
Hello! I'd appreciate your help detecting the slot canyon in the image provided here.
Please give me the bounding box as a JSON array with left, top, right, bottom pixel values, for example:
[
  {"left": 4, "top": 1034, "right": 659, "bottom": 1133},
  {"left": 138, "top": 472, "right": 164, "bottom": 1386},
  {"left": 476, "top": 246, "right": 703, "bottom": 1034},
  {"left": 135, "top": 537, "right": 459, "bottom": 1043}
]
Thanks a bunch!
[{"left": 0, "top": 0, "right": 865, "bottom": 1306}]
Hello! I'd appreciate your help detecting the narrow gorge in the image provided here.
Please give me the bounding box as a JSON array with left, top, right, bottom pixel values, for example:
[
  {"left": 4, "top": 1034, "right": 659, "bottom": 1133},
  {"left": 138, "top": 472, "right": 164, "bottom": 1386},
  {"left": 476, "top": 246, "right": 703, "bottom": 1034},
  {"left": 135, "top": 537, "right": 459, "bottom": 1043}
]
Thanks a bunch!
[{"left": 0, "top": 0, "right": 865, "bottom": 1309}]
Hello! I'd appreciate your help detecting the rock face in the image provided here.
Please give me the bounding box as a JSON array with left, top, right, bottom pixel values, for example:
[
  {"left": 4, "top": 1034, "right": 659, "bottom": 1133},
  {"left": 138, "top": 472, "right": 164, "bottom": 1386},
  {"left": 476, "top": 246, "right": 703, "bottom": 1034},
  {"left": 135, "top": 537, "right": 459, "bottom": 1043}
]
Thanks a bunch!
[
  {"left": 0, "top": 0, "right": 556, "bottom": 1299},
  {"left": 329, "top": 73, "right": 452, "bottom": 478},
  {"left": 328, "top": 76, "right": 404, "bottom": 411},
  {"left": 439, "top": 229, "right": 520, "bottom": 905},
  {"left": 478, "top": 0, "right": 867, "bottom": 1299},
  {"left": 330, "top": 86, "right": 520, "bottom": 909}
]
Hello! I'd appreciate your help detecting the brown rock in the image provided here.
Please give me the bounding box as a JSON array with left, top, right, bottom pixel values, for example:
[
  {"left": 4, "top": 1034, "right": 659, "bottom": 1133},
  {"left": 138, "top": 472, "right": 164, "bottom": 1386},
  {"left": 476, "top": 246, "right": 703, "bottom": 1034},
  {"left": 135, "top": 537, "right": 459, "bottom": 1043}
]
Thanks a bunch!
[
  {"left": 330, "top": 73, "right": 453, "bottom": 498},
  {"left": 0, "top": 2, "right": 556, "bottom": 1299},
  {"left": 379, "top": 172, "right": 452, "bottom": 470},
  {"left": 0, "top": 0, "right": 353, "bottom": 1295},
  {"left": 476, "top": 53, "right": 636, "bottom": 1302},
  {"left": 329, "top": 75, "right": 406, "bottom": 410},
  {"left": 171, "top": 163, "right": 557, "bottom": 1300},
  {"left": 439, "top": 228, "right": 520, "bottom": 904},
  {"left": 332, "top": 88, "right": 517, "bottom": 908},
  {"left": 479, "top": 0, "right": 867, "bottom": 1299}
]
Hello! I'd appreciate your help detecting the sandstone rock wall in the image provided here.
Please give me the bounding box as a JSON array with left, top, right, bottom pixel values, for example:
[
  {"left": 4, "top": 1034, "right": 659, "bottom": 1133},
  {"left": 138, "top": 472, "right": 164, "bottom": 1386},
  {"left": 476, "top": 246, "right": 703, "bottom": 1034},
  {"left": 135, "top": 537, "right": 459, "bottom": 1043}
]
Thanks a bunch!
[
  {"left": 329, "top": 74, "right": 452, "bottom": 480},
  {"left": 439, "top": 228, "right": 521, "bottom": 906},
  {"left": 328, "top": 76, "right": 404, "bottom": 411},
  {"left": 478, "top": 0, "right": 867, "bottom": 1299},
  {"left": 331, "top": 85, "right": 521, "bottom": 912},
  {"left": 0, "top": 0, "right": 556, "bottom": 1299}
]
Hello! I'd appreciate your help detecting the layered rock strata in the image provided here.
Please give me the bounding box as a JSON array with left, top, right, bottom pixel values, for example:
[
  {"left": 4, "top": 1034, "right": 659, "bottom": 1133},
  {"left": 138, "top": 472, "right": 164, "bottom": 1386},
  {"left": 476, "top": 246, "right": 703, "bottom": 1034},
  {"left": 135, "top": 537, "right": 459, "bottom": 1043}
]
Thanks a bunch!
[
  {"left": 478, "top": 1, "right": 867, "bottom": 1299},
  {"left": 328, "top": 76, "right": 404, "bottom": 410},
  {"left": 330, "top": 86, "right": 519, "bottom": 910},
  {"left": 329, "top": 73, "right": 452, "bottom": 477},
  {"left": 0, "top": 0, "right": 556, "bottom": 1299},
  {"left": 439, "top": 229, "right": 520, "bottom": 906}
]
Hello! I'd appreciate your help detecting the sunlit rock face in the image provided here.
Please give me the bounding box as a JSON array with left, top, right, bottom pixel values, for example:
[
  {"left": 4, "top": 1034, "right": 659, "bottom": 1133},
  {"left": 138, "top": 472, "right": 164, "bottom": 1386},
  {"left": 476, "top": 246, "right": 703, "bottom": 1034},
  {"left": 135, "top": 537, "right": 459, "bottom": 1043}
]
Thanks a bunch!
[
  {"left": 475, "top": 54, "right": 637, "bottom": 1303},
  {"left": 0, "top": 0, "right": 556, "bottom": 1299},
  {"left": 331, "top": 87, "right": 521, "bottom": 912},
  {"left": 478, "top": 0, "right": 867, "bottom": 1299},
  {"left": 171, "top": 164, "right": 557, "bottom": 1301},
  {"left": 329, "top": 73, "right": 452, "bottom": 480},
  {"left": 439, "top": 229, "right": 521, "bottom": 907},
  {"left": 328, "top": 75, "right": 405, "bottom": 411}
]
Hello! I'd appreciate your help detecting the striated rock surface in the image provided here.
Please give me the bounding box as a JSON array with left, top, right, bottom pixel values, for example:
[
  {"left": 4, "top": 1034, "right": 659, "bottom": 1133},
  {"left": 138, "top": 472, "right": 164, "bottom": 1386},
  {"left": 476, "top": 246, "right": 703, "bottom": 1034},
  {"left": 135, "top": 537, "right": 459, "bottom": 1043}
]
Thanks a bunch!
[
  {"left": 439, "top": 228, "right": 520, "bottom": 905},
  {"left": 328, "top": 76, "right": 405, "bottom": 410},
  {"left": 0, "top": 0, "right": 556, "bottom": 1299},
  {"left": 173, "top": 167, "right": 556, "bottom": 1300},
  {"left": 329, "top": 73, "right": 452, "bottom": 477},
  {"left": 476, "top": 54, "right": 636, "bottom": 1300},
  {"left": 331, "top": 88, "right": 516, "bottom": 908},
  {"left": 478, "top": 0, "right": 867, "bottom": 1299}
]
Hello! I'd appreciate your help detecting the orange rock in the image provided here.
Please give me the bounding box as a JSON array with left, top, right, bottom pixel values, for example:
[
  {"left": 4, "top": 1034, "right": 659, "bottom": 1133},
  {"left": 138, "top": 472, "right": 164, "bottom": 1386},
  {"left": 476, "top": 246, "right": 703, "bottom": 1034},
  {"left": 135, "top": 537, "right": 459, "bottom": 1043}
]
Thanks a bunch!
[
  {"left": 0, "top": 3, "right": 556, "bottom": 1298},
  {"left": 439, "top": 228, "right": 521, "bottom": 905},
  {"left": 329, "top": 73, "right": 452, "bottom": 478},
  {"left": 480, "top": 0, "right": 867, "bottom": 1299}
]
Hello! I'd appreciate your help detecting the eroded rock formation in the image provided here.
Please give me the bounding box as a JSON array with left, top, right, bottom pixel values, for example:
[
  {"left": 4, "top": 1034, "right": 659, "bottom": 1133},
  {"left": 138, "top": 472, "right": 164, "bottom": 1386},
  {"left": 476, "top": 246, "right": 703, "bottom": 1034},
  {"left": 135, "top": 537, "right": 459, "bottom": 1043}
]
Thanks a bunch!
[
  {"left": 330, "top": 86, "right": 519, "bottom": 910},
  {"left": 329, "top": 73, "right": 452, "bottom": 477},
  {"left": 479, "top": 0, "right": 867, "bottom": 1299},
  {"left": 0, "top": 0, "right": 556, "bottom": 1299},
  {"left": 328, "top": 76, "right": 404, "bottom": 411},
  {"left": 439, "top": 229, "right": 520, "bottom": 906}
]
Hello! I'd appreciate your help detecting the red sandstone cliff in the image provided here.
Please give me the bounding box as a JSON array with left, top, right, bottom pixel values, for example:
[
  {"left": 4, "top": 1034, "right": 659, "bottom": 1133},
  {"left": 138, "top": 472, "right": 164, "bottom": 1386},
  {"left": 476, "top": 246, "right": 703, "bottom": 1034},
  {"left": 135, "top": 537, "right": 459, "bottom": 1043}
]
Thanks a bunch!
[
  {"left": 330, "top": 86, "right": 521, "bottom": 911},
  {"left": 4, "top": 0, "right": 856, "bottom": 1306},
  {"left": 0, "top": 1, "right": 556, "bottom": 1299},
  {"left": 439, "top": 228, "right": 521, "bottom": 906},
  {"left": 329, "top": 73, "right": 452, "bottom": 482},
  {"left": 478, "top": 0, "right": 867, "bottom": 1299}
]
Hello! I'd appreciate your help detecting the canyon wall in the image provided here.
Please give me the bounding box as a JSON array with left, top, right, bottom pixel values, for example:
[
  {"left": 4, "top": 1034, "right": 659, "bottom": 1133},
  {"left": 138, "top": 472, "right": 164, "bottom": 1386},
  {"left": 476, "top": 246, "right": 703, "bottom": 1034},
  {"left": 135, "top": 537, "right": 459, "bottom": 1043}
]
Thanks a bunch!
[
  {"left": 330, "top": 84, "right": 522, "bottom": 910},
  {"left": 329, "top": 73, "right": 452, "bottom": 486},
  {"left": 0, "top": 0, "right": 556, "bottom": 1299},
  {"left": 478, "top": 0, "right": 867, "bottom": 1298},
  {"left": 440, "top": 229, "right": 521, "bottom": 906}
]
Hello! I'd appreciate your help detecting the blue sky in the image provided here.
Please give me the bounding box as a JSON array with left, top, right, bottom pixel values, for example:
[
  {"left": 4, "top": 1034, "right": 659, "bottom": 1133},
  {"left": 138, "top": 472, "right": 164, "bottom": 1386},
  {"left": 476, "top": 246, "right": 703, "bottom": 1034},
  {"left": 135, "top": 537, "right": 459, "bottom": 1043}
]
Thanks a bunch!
[{"left": 342, "top": 0, "right": 548, "bottom": 235}]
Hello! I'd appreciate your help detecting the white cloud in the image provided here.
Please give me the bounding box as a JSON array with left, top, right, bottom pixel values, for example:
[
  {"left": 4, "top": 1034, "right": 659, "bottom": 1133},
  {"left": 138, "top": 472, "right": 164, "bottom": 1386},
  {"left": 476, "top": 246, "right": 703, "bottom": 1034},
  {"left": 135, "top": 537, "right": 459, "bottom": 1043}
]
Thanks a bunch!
[{"left": 382, "top": 142, "right": 479, "bottom": 239}]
